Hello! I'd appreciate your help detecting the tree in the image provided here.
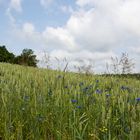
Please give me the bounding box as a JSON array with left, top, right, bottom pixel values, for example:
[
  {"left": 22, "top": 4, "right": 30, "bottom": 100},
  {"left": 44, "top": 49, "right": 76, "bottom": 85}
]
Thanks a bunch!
[
  {"left": 15, "top": 49, "right": 38, "bottom": 67},
  {"left": 0, "top": 45, "right": 15, "bottom": 63}
]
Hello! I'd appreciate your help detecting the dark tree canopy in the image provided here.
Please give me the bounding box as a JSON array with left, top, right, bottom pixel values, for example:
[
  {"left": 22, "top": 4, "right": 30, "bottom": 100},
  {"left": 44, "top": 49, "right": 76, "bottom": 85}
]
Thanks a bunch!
[
  {"left": 14, "top": 48, "right": 38, "bottom": 67},
  {"left": 0, "top": 46, "right": 38, "bottom": 67},
  {"left": 0, "top": 45, "right": 15, "bottom": 63}
]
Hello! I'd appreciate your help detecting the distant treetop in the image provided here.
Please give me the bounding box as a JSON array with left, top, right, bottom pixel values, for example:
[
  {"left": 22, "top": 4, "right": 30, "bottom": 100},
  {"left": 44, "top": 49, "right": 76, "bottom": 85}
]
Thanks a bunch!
[{"left": 0, "top": 45, "right": 38, "bottom": 67}]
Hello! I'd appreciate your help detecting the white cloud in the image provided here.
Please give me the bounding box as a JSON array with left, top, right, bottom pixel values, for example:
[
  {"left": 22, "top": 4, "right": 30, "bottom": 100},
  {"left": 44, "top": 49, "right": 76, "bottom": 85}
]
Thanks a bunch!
[
  {"left": 23, "top": 23, "right": 35, "bottom": 34},
  {"left": 6, "top": 0, "right": 22, "bottom": 25},
  {"left": 130, "top": 46, "right": 140, "bottom": 55},
  {"left": 42, "top": 27, "right": 79, "bottom": 51},
  {"left": 40, "top": 0, "right": 53, "bottom": 8},
  {"left": 60, "top": 5, "right": 74, "bottom": 14},
  {"left": 50, "top": 49, "right": 114, "bottom": 61},
  {"left": 116, "top": 0, "right": 140, "bottom": 36},
  {"left": 76, "top": 0, "right": 95, "bottom": 7},
  {"left": 66, "top": 9, "right": 118, "bottom": 51},
  {"left": 10, "top": 22, "right": 45, "bottom": 49},
  {"left": 9, "top": 0, "right": 140, "bottom": 73},
  {"left": 10, "top": 0, "right": 22, "bottom": 12},
  {"left": 48, "top": 49, "right": 115, "bottom": 73}
]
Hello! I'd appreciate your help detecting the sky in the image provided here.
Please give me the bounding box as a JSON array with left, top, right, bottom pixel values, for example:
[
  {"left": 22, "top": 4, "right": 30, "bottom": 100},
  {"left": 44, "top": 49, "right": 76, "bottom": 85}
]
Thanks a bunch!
[{"left": 0, "top": 0, "right": 140, "bottom": 73}]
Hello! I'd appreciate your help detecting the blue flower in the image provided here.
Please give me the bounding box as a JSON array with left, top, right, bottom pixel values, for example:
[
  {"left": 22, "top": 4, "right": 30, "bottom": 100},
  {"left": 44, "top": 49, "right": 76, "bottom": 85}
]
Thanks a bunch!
[
  {"left": 136, "top": 98, "right": 140, "bottom": 101},
  {"left": 76, "top": 106, "right": 82, "bottom": 109},
  {"left": 95, "top": 89, "right": 102, "bottom": 94},
  {"left": 96, "top": 80, "right": 99, "bottom": 83},
  {"left": 71, "top": 99, "right": 77, "bottom": 103}
]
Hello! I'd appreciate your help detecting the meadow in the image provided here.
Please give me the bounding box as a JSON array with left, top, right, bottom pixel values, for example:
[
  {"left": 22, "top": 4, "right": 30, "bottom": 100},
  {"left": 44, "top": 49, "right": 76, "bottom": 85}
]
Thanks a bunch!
[{"left": 0, "top": 63, "right": 140, "bottom": 140}]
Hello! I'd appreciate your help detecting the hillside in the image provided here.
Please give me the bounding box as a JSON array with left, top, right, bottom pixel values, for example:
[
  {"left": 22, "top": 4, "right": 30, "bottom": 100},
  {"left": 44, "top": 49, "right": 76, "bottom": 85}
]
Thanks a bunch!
[{"left": 0, "top": 63, "right": 140, "bottom": 140}]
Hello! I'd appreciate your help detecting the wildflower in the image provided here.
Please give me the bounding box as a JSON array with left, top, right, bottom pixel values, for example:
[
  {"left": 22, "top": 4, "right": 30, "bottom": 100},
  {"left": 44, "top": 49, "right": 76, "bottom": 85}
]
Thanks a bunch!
[
  {"left": 71, "top": 99, "right": 77, "bottom": 103},
  {"left": 76, "top": 106, "right": 82, "bottom": 109},
  {"left": 136, "top": 98, "right": 140, "bottom": 101},
  {"left": 95, "top": 89, "right": 102, "bottom": 94},
  {"left": 96, "top": 80, "right": 99, "bottom": 83}
]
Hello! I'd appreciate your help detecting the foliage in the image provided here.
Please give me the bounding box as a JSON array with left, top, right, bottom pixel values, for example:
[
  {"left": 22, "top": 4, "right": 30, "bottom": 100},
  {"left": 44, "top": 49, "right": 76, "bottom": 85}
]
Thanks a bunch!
[
  {"left": 0, "top": 45, "right": 38, "bottom": 67},
  {"left": 15, "top": 49, "right": 38, "bottom": 67},
  {"left": 0, "top": 63, "right": 140, "bottom": 140},
  {"left": 0, "top": 45, "right": 15, "bottom": 63}
]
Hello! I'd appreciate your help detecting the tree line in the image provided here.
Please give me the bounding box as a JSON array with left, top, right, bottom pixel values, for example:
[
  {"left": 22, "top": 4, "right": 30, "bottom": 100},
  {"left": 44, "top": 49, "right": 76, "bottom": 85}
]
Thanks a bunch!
[{"left": 0, "top": 45, "right": 38, "bottom": 67}]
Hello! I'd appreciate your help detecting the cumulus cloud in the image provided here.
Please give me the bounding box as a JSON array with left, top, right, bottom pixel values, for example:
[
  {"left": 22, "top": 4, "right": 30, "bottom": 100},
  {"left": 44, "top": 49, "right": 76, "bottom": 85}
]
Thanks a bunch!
[
  {"left": 116, "top": 0, "right": 140, "bottom": 36},
  {"left": 10, "top": 22, "right": 45, "bottom": 49},
  {"left": 41, "top": 0, "right": 140, "bottom": 53},
  {"left": 42, "top": 27, "right": 79, "bottom": 51},
  {"left": 10, "top": 0, "right": 140, "bottom": 72},
  {"left": 41, "top": 0, "right": 140, "bottom": 71}
]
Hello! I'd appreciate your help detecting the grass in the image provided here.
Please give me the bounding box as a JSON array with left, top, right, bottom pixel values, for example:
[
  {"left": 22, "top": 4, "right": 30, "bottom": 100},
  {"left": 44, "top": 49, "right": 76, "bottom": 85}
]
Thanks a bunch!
[{"left": 0, "top": 63, "right": 140, "bottom": 140}]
